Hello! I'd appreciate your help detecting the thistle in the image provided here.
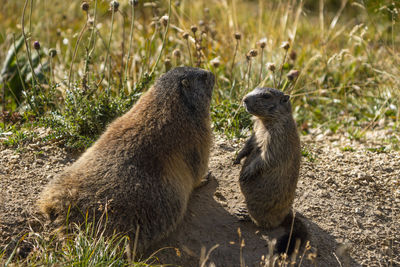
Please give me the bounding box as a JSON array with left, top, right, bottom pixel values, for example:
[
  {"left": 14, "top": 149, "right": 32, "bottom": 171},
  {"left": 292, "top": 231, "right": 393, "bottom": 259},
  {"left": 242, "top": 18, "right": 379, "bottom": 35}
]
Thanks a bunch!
[
  {"left": 160, "top": 15, "right": 169, "bottom": 27},
  {"left": 164, "top": 58, "right": 172, "bottom": 72},
  {"left": 81, "top": 2, "right": 89, "bottom": 12},
  {"left": 287, "top": 69, "right": 299, "bottom": 81},
  {"left": 110, "top": 0, "right": 119, "bottom": 11},
  {"left": 210, "top": 57, "right": 220, "bottom": 68},
  {"left": 33, "top": 41, "right": 40, "bottom": 50},
  {"left": 173, "top": 49, "right": 181, "bottom": 65},
  {"left": 266, "top": 62, "right": 276, "bottom": 88}
]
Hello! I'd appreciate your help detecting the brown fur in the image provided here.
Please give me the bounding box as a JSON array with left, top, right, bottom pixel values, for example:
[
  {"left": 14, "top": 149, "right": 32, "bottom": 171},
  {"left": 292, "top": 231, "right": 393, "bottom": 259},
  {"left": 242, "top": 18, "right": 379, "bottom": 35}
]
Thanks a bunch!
[
  {"left": 234, "top": 87, "right": 307, "bottom": 253},
  {"left": 37, "top": 67, "right": 215, "bottom": 254}
]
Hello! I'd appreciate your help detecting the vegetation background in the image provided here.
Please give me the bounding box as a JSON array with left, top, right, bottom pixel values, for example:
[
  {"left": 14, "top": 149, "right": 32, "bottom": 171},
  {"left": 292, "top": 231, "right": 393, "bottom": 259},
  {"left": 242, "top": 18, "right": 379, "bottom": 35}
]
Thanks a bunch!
[{"left": 0, "top": 0, "right": 399, "bottom": 265}]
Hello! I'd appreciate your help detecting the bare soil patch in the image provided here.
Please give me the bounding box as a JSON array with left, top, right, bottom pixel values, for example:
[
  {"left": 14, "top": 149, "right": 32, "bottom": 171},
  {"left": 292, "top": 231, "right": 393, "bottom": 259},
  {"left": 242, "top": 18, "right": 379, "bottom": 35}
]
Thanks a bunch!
[{"left": 0, "top": 132, "right": 399, "bottom": 266}]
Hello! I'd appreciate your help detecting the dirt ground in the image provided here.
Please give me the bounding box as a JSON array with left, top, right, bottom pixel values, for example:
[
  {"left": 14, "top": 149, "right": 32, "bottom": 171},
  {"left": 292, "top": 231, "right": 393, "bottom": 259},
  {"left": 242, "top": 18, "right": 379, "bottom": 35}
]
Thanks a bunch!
[{"left": 0, "top": 129, "right": 399, "bottom": 266}]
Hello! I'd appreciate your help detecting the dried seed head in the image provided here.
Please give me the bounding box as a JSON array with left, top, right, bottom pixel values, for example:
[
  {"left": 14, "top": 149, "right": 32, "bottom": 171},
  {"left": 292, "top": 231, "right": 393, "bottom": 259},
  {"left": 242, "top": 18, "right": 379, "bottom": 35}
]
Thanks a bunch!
[
  {"left": 248, "top": 49, "right": 258, "bottom": 57},
  {"left": 160, "top": 15, "right": 169, "bottom": 27},
  {"left": 182, "top": 32, "right": 189, "bottom": 40},
  {"left": 49, "top": 48, "right": 57, "bottom": 58},
  {"left": 196, "top": 43, "right": 202, "bottom": 51},
  {"left": 191, "top": 25, "right": 198, "bottom": 34},
  {"left": 258, "top": 37, "right": 267, "bottom": 49},
  {"left": 110, "top": 0, "right": 119, "bottom": 12},
  {"left": 281, "top": 41, "right": 290, "bottom": 50},
  {"left": 210, "top": 29, "right": 217, "bottom": 39},
  {"left": 289, "top": 50, "right": 297, "bottom": 61},
  {"left": 266, "top": 62, "right": 276, "bottom": 72},
  {"left": 164, "top": 58, "right": 172, "bottom": 71},
  {"left": 210, "top": 57, "right": 220, "bottom": 68},
  {"left": 129, "top": 0, "right": 139, "bottom": 6},
  {"left": 88, "top": 17, "right": 94, "bottom": 26},
  {"left": 143, "top": 2, "right": 157, "bottom": 7},
  {"left": 81, "top": 2, "right": 89, "bottom": 12},
  {"left": 174, "top": 1, "right": 181, "bottom": 7},
  {"left": 33, "top": 41, "right": 40, "bottom": 50},
  {"left": 234, "top": 32, "right": 241, "bottom": 40},
  {"left": 173, "top": 49, "right": 181, "bottom": 58},
  {"left": 199, "top": 20, "right": 205, "bottom": 27},
  {"left": 110, "top": 1, "right": 119, "bottom": 11},
  {"left": 287, "top": 69, "right": 300, "bottom": 81}
]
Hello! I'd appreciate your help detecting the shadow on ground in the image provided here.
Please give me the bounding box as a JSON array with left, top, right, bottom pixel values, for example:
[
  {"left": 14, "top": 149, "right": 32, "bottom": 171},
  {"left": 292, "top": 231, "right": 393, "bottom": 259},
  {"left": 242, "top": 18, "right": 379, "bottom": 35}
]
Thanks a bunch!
[{"left": 153, "top": 173, "right": 358, "bottom": 267}]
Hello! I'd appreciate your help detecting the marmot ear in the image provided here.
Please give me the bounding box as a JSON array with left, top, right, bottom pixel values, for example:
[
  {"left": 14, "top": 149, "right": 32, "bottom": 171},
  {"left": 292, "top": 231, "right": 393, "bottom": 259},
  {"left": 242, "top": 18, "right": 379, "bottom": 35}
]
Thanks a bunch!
[
  {"left": 181, "top": 79, "right": 189, "bottom": 87},
  {"left": 281, "top": 94, "right": 290, "bottom": 103}
]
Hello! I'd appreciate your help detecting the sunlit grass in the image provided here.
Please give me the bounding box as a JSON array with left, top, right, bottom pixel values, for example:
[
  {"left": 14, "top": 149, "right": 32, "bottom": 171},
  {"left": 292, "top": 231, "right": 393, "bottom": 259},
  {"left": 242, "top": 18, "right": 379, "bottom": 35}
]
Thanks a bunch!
[
  {"left": 1, "top": 1, "right": 399, "bottom": 144},
  {"left": 0, "top": 219, "right": 158, "bottom": 266}
]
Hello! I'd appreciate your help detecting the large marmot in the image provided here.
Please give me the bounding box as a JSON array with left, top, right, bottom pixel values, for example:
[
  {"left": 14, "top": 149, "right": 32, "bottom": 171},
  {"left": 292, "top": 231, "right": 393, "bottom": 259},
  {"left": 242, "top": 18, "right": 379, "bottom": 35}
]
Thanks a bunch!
[
  {"left": 38, "top": 67, "right": 215, "bottom": 254},
  {"left": 234, "top": 87, "right": 307, "bottom": 254}
]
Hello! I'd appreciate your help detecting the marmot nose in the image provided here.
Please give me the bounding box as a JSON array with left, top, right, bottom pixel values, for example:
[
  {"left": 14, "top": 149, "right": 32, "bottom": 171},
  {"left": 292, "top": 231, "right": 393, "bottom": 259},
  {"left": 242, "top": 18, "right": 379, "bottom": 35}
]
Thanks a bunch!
[{"left": 243, "top": 97, "right": 249, "bottom": 105}]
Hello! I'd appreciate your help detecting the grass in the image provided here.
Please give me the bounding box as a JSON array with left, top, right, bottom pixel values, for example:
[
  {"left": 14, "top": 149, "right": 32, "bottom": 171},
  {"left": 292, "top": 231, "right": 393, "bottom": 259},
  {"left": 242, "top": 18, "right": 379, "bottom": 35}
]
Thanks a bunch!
[
  {"left": 0, "top": 0, "right": 398, "bottom": 148},
  {"left": 1, "top": 219, "right": 157, "bottom": 266},
  {"left": 0, "top": 0, "right": 399, "bottom": 264}
]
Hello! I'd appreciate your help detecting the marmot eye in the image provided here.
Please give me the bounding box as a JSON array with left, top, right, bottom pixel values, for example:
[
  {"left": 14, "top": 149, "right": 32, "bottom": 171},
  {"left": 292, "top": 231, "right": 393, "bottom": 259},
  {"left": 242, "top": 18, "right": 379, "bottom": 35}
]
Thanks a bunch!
[
  {"left": 261, "top": 94, "right": 271, "bottom": 99},
  {"left": 199, "top": 72, "right": 208, "bottom": 79}
]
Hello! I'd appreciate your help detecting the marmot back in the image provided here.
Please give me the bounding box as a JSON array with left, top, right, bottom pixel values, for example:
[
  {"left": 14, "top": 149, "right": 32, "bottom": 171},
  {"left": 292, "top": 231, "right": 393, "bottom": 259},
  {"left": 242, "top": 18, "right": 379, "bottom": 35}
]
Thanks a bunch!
[
  {"left": 37, "top": 67, "right": 215, "bottom": 254},
  {"left": 234, "top": 87, "right": 307, "bottom": 254}
]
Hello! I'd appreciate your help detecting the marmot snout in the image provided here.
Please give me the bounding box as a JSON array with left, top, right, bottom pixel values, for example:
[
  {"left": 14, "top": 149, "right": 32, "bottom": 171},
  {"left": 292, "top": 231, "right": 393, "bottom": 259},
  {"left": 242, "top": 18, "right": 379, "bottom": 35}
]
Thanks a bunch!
[{"left": 242, "top": 87, "right": 291, "bottom": 119}]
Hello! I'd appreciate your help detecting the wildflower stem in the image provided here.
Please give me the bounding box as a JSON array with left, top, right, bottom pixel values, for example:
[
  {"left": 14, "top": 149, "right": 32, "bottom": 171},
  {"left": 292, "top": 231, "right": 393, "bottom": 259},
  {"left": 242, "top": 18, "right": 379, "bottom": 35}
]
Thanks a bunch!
[
  {"left": 273, "top": 71, "right": 277, "bottom": 88},
  {"left": 246, "top": 59, "right": 252, "bottom": 91},
  {"left": 278, "top": 49, "right": 288, "bottom": 88},
  {"left": 96, "top": 6, "right": 116, "bottom": 91},
  {"left": 186, "top": 39, "right": 193, "bottom": 66},
  {"left": 124, "top": 1, "right": 136, "bottom": 92},
  {"left": 107, "top": 8, "right": 116, "bottom": 93},
  {"left": 21, "top": 0, "right": 41, "bottom": 114},
  {"left": 29, "top": 0, "right": 33, "bottom": 34},
  {"left": 22, "top": 0, "right": 36, "bottom": 85},
  {"left": 84, "top": 0, "right": 98, "bottom": 87},
  {"left": 12, "top": 35, "right": 27, "bottom": 108},
  {"left": 230, "top": 39, "right": 239, "bottom": 75},
  {"left": 68, "top": 19, "right": 88, "bottom": 90},
  {"left": 36, "top": 49, "right": 51, "bottom": 88},
  {"left": 150, "top": 0, "right": 172, "bottom": 76},
  {"left": 258, "top": 48, "right": 264, "bottom": 84}
]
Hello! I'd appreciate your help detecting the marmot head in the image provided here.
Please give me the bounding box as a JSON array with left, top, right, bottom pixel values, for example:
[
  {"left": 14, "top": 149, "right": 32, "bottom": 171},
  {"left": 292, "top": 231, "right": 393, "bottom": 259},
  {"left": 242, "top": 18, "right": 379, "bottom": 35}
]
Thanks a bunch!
[
  {"left": 242, "top": 87, "right": 292, "bottom": 120},
  {"left": 155, "top": 67, "right": 215, "bottom": 114}
]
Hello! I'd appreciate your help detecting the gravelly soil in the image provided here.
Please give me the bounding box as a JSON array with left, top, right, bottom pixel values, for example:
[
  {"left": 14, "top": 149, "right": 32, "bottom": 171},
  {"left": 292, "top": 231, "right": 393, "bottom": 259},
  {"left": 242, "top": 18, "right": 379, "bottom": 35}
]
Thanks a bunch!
[{"left": 0, "top": 130, "right": 399, "bottom": 266}]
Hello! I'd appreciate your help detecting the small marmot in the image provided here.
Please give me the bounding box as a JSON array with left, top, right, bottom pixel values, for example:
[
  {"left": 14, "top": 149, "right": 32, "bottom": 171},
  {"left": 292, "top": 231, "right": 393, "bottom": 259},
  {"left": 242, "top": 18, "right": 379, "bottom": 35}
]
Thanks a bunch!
[
  {"left": 234, "top": 87, "right": 307, "bottom": 254},
  {"left": 37, "top": 67, "right": 215, "bottom": 254}
]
